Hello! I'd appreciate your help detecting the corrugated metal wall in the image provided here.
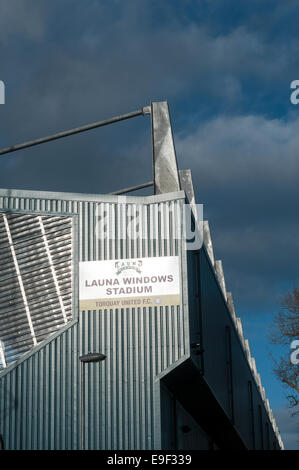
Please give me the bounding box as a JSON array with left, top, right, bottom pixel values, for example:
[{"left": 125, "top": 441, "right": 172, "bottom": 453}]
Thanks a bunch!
[
  {"left": 0, "top": 323, "right": 79, "bottom": 449},
  {"left": 0, "top": 189, "right": 189, "bottom": 450},
  {"left": 189, "top": 242, "right": 281, "bottom": 449}
]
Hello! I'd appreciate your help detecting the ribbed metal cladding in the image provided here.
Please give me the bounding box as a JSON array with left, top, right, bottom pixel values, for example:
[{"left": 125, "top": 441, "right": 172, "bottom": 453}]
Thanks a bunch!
[
  {"left": 79, "top": 197, "right": 187, "bottom": 450},
  {"left": 0, "top": 189, "right": 188, "bottom": 449},
  {"left": 0, "top": 212, "right": 73, "bottom": 371},
  {"left": 0, "top": 324, "right": 79, "bottom": 449}
]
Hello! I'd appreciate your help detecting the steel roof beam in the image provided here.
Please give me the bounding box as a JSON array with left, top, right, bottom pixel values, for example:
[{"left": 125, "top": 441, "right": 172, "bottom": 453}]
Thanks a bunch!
[
  {"left": 151, "top": 101, "right": 181, "bottom": 195},
  {"left": 0, "top": 107, "right": 149, "bottom": 156}
]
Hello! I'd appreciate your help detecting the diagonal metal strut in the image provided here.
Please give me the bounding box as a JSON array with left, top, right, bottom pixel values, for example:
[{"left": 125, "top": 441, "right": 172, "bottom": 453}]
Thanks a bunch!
[{"left": 0, "top": 106, "right": 151, "bottom": 156}]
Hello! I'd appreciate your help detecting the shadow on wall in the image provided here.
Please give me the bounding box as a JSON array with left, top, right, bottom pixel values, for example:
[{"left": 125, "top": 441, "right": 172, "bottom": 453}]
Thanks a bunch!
[{"left": 0, "top": 390, "right": 18, "bottom": 449}]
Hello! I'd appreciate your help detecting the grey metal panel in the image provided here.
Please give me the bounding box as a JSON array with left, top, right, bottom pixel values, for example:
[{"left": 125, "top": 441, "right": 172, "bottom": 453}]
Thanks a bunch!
[
  {"left": 0, "top": 187, "right": 282, "bottom": 450},
  {"left": 195, "top": 245, "right": 281, "bottom": 449},
  {"left": 175, "top": 400, "right": 211, "bottom": 450},
  {"left": 0, "top": 189, "right": 188, "bottom": 449},
  {"left": 160, "top": 382, "right": 213, "bottom": 450},
  {"left": 76, "top": 196, "right": 188, "bottom": 450},
  {"left": 0, "top": 322, "right": 79, "bottom": 449},
  {"left": 0, "top": 212, "right": 73, "bottom": 370},
  {"left": 198, "top": 250, "right": 230, "bottom": 410},
  {"left": 179, "top": 169, "right": 197, "bottom": 223},
  {"left": 203, "top": 221, "right": 215, "bottom": 267},
  {"left": 215, "top": 260, "right": 227, "bottom": 301},
  {"left": 160, "top": 383, "right": 176, "bottom": 449},
  {"left": 0, "top": 187, "right": 185, "bottom": 206},
  {"left": 151, "top": 102, "right": 181, "bottom": 195}
]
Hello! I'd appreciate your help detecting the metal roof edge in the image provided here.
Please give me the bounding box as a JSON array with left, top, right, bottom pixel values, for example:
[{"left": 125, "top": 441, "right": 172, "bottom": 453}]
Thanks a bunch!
[{"left": 0, "top": 187, "right": 186, "bottom": 204}]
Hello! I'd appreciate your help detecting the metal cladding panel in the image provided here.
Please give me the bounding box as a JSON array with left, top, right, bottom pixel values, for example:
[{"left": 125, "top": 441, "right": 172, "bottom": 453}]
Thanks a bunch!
[
  {"left": 0, "top": 324, "right": 79, "bottom": 450},
  {"left": 195, "top": 246, "right": 280, "bottom": 449},
  {"left": 0, "top": 189, "right": 189, "bottom": 450},
  {"left": 78, "top": 196, "right": 188, "bottom": 450},
  {"left": 198, "top": 250, "right": 233, "bottom": 411},
  {"left": 0, "top": 212, "right": 73, "bottom": 370},
  {"left": 0, "top": 188, "right": 281, "bottom": 449}
]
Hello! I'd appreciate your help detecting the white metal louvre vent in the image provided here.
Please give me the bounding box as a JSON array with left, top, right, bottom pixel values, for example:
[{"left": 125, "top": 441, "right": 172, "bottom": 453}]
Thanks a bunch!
[{"left": 0, "top": 212, "right": 73, "bottom": 370}]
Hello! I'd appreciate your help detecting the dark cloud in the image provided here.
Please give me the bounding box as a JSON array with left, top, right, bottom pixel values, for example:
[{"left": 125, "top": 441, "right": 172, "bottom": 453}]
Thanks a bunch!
[
  {"left": 1, "top": 0, "right": 298, "bottom": 195},
  {"left": 0, "top": 0, "right": 45, "bottom": 42},
  {"left": 0, "top": 0, "right": 298, "bottom": 448},
  {"left": 1, "top": 0, "right": 298, "bottom": 144},
  {"left": 175, "top": 114, "right": 299, "bottom": 310}
]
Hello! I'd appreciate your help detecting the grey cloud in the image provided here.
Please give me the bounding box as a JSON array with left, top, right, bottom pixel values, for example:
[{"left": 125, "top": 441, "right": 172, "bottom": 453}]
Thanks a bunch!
[
  {"left": 1, "top": 0, "right": 299, "bottom": 314},
  {"left": 0, "top": 0, "right": 298, "bottom": 438},
  {"left": 0, "top": 0, "right": 45, "bottom": 42},
  {"left": 273, "top": 406, "right": 299, "bottom": 450},
  {"left": 176, "top": 114, "right": 299, "bottom": 187},
  {"left": 175, "top": 114, "right": 299, "bottom": 309},
  {"left": 1, "top": 0, "right": 296, "bottom": 141}
]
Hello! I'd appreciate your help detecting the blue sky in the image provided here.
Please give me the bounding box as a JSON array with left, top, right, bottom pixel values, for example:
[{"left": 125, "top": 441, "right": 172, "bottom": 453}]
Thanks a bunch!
[{"left": 0, "top": 0, "right": 298, "bottom": 448}]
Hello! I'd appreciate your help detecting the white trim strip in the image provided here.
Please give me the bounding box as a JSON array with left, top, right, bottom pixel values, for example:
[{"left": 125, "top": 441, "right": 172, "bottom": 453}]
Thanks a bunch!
[
  {"left": 38, "top": 216, "right": 68, "bottom": 323},
  {"left": 0, "top": 340, "right": 6, "bottom": 368},
  {"left": 2, "top": 214, "right": 37, "bottom": 346}
]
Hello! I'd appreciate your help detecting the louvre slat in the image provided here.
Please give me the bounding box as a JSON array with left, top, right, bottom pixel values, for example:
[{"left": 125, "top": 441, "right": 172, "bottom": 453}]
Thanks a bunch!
[
  {"left": 0, "top": 303, "right": 64, "bottom": 326},
  {"left": 0, "top": 212, "right": 73, "bottom": 371}
]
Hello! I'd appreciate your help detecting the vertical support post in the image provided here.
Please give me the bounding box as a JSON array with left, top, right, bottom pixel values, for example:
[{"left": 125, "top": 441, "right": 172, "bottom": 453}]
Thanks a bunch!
[
  {"left": 179, "top": 169, "right": 203, "bottom": 248},
  {"left": 179, "top": 169, "right": 199, "bottom": 224},
  {"left": 151, "top": 101, "right": 181, "bottom": 195},
  {"left": 248, "top": 380, "right": 256, "bottom": 449},
  {"left": 225, "top": 326, "right": 234, "bottom": 424},
  {"left": 203, "top": 221, "right": 215, "bottom": 266}
]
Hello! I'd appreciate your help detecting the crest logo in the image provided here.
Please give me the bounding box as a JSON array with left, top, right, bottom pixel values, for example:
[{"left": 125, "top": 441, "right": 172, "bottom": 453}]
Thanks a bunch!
[{"left": 115, "top": 259, "right": 143, "bottom": 275}]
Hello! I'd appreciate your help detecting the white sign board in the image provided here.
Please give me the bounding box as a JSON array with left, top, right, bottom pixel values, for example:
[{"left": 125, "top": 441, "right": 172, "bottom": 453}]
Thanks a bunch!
[{"left": 79, "top": 256, "right": 180, "bottom": 310}]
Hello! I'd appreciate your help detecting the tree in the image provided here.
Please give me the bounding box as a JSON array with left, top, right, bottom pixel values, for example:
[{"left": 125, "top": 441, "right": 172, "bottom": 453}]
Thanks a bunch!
[{"left": 269, "top": 287, "right": 299, "bottom": 415}]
